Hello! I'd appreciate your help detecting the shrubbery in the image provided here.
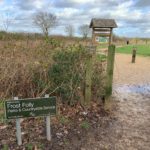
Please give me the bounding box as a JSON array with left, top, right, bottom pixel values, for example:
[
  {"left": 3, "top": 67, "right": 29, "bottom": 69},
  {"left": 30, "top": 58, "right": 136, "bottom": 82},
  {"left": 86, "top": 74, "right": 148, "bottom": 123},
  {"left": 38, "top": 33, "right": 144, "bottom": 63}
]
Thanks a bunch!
[
  {"left": 49, "top": 45, "right": 106, "bottom": 104},
  {"left": 0, "top": 39, "right": 106, "bottom": 105},
  {"left": 49, "top": 45, "right": 87, "bottom": 104}
]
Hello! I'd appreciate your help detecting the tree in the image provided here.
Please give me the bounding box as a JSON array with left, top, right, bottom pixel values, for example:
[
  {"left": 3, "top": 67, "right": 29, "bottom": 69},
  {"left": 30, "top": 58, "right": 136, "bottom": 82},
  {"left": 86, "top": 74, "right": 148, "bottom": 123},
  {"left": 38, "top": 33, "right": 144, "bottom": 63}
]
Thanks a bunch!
[
  {"left": 1, "top": 13, "right": 13, "bottom": 32},
  {"left": 65, "top": 25, "right": 75, "bottom": 37},
  {"left": 79, "top": 24, "right": 90, "bottom": 39},
  {"left": 33, "top": 11, "right": 57, "bottom": 37}
]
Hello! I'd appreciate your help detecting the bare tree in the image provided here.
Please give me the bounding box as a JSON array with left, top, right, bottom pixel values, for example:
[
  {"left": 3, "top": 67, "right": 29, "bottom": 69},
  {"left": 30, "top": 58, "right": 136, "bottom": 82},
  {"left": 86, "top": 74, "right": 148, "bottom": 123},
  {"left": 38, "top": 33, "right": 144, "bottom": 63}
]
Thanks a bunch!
[
  {"left": 1, "top": 13, "right": 13, "bottom": 32},
  {"left": 79, "top": 24, "right": 90, "bottom": 39},
  {"left": 33, "top": 11, "right": 57, "bottom": 37},
  {"left": 65, "top": 25, "right": 75, "bottom": 37}
]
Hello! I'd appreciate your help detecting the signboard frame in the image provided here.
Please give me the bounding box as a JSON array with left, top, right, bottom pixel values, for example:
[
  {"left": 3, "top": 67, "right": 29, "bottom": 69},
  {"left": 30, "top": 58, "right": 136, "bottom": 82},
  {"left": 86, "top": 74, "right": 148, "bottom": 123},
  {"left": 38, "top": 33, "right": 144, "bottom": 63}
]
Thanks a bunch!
[
  {"left": 99, "top": 37, "right": 109, "bottom": 43},
  {"left": 5, "top": 97, "right": 56, "bottom": 119},
  {"left": 5, "top": 95, "right": 56, "bottom": 145}
]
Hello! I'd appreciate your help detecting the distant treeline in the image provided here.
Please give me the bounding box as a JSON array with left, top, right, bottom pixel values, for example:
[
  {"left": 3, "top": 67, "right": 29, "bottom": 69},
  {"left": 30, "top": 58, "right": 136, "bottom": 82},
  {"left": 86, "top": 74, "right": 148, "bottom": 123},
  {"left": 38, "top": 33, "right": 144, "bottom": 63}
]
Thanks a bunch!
[
  {"left": 0, "top": 31, "right": 42, "bottom": 40},
  {"left": 0, "top": 31, "right": 149, "bottom": 44},
  {"left": 0, "top": 31, "right": 89, "bottom": 41},
  {"left": 113, "top": 34, "right": 150, "bottom": 44}
]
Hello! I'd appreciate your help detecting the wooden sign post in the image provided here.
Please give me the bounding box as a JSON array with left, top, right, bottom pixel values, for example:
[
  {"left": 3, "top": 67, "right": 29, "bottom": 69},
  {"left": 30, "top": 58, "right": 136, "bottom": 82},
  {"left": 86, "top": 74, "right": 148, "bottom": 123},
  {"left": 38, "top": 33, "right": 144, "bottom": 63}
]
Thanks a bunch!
[
  {"left": 90, "top": 18, "right": 117, "bottom": 45},
  {"left": 45, "top": 94, "right": 51, "bottom": 141},
  {"left": 5, "top": 96, "right": 56, "bottom": 145},
  {"left": 106, "top": 45, "right": 116, "bottom": 97},
  {"left": 132, "top": 47, "right": 137, "bottom": 63},
  {"left": 89, "top": 18, "right": 117, "bottom": 99},
  {"left": 84, "top": 46, "right": 96, "bottom": 106},
  {"left": 14, "top": 97, "right": 22, "bottom": 145}
]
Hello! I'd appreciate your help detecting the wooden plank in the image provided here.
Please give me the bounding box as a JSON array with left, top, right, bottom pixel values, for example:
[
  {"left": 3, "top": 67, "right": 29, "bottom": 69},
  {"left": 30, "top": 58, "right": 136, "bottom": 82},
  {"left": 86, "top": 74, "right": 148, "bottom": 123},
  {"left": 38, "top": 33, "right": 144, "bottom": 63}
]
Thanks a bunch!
[
  {"left": 109, "top": 28, "right": 113, "bottom": 45},
  {"left": 105, "top": 45, "right": 115, "bottom": 97},
  {"left": 94, "top": 31, "right": 110, "bottom": 34},
  {"left": 132, "top": 48, "right": 136, "bottom": 63},
  {"left": 85, "top": 55, "right": 92, "bottom": 106},
  {"left": 93, "top": 28, "right": 111, "bottom": 32},
  {"left": 84, "top": 46, "right": 96, "bottom": 106},
  {"left": 94, "top": 33, "right": 110, "bottom": 37},
  {"left": 92, "top": 28, "right": 95, "bottom": 44},
  {"left": 93, "top": 27, "right": 111, "bottom": 29}
]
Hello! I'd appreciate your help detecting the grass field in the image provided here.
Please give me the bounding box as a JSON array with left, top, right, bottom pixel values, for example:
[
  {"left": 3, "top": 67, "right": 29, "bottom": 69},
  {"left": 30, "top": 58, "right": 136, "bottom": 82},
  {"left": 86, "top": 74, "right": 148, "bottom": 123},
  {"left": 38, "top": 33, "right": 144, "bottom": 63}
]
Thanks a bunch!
[
  {"left": 116, "top": 44, "right": 150, "bottom": 56},
  {"left": 97, "top": 44, "right": 108, "bottom": 49}
]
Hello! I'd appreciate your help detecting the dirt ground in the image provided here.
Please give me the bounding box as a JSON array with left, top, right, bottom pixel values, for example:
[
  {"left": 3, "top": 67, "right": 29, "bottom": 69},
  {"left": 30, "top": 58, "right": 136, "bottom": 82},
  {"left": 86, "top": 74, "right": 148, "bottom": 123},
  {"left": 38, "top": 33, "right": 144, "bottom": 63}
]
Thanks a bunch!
[
  {"left": 113, "top": 54, "right": 150, "bottom": 149},
  {"left": 114, "top": 54, "right": 150, "bottom": 85},
  {"left": 82, "top": 54, "right": 150, "bottom": 150},
  {"left": 0, "top": 54, "right": 150, "bottom": 150}
]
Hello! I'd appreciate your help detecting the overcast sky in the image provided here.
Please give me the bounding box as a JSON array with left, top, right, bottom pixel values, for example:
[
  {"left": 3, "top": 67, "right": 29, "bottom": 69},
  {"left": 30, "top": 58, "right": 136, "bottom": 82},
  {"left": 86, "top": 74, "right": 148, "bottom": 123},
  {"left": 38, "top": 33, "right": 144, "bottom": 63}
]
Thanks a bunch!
[{"left": 0, "top": 0, "right": 150, "bottom": 37}]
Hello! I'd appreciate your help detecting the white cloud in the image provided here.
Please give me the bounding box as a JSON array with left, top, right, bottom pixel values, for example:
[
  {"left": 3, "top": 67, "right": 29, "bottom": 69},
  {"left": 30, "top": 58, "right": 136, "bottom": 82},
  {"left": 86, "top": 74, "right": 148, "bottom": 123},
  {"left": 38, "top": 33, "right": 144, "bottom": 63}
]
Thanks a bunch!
[
  {"left": 56, "top": 8, "right": 79, "bottom": 19},
  {"left": 111, "top": 6, "right": 142, "bottom": 21},
  {"left": 71, "top": 0, "right": 94, "bottom": 3},
  {"left": 0, "top": 0, "right": 149, "bottom": 37},
  {"left": 33, "top": 0, "right": 45, "bottom": 9},
  {"left": 146, "top": 29, "right": 150, "bottom": 33}
]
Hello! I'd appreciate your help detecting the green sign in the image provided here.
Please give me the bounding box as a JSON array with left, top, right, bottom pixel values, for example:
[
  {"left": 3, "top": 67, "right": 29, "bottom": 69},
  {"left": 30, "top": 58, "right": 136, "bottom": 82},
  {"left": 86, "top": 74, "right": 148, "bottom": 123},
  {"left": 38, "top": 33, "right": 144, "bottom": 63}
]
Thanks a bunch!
[
  {"left": 5, "top": 97, "right": 56, "bottom": 119},
  {"left": 99, "top": 37, "right": 108, "bottom": 43}
]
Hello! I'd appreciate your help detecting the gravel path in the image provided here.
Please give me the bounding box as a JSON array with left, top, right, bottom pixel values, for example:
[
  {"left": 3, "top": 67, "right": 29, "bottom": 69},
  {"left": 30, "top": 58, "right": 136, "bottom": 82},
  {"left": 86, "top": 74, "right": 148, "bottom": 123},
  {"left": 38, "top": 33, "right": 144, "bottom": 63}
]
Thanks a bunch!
[
  {"left": 114, "top": 53, "right": 150, "bottom": 85},
  {"left": 113, "top": 54, "right": 150, "bottom": 150},
  {"left": 82, "top": 54, "right": 150, "bottom": 150}
]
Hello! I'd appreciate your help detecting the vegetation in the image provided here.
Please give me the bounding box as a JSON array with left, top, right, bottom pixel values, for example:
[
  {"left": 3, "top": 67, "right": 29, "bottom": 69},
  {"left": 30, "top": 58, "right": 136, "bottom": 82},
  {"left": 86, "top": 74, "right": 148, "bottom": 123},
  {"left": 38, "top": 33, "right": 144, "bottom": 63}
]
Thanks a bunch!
[
  {"left": 116, "top": 45, "right": 150, "bottom": 56},
  {"left": 97, "top": 43, "right": 108, "bottom": 49},
  {"left": 80, "top": 120, "right": 90, "bottom": 129},
  {"left": 33, "top": 11, "right": 57, "bottom": 37},
  {"left": 0, "top": 36, "right": 106, "bottom": 105},
  {"left": 0, "top": 101, "right": 4, "bottom": 123},
  {"left": 79, "top": 24, "right": 91, "bottom": 39},
  {"left": 65, "top": 24, "right": 75, "bottom": 37}
]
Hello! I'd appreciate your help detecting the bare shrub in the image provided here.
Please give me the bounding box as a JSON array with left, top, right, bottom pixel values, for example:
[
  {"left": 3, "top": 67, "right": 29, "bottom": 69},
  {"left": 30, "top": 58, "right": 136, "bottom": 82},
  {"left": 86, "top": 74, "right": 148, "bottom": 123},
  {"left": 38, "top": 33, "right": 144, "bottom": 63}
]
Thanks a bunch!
[
  {"left": 0, "top": 39, "right": 106, "bottom": 105},
  {"left": 79, "top": 24, "right": 90, "bottom": 39},
  {"left": 33, "top": 11, "right": 57, "bottom": 37},
  {"left": 65, "top": 25, "right": 75, "bottom": 37}
]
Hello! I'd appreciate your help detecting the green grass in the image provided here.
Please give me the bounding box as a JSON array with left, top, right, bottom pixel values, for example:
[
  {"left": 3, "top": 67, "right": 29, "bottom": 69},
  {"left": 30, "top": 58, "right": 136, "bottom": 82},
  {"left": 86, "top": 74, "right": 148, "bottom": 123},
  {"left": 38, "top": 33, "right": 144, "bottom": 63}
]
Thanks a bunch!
[
  {"left": 116, "top": 44, "right": 150, "bottom": 56},
  {"left": 80, "top": 120, "right": 90, "bottom": 129},
  {"left": 97, "top": 44, "right": 108, "bottom": 49},
  {"left": 0, "top": 101, "right": 4, "bottom": 108},
  {"left": 96, "top": 54, "right": 107, "bottom": 62}
]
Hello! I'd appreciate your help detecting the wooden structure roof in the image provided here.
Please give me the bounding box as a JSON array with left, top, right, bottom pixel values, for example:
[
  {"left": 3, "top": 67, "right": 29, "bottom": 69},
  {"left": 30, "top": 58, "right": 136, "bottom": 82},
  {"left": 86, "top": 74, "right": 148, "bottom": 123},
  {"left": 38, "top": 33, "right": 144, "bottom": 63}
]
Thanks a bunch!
[{"left": 90, "top": 18, "right": 117, "bottom": 28}]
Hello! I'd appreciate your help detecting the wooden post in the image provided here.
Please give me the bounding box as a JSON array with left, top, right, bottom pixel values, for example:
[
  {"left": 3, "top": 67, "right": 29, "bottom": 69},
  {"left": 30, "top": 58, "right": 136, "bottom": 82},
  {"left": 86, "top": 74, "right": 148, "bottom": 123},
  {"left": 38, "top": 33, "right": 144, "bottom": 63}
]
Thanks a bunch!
[
  {"left": 14, "top": 97, "right": 22, "bottom": 146},
  {"left": 109, "top": 28, "right": 113, "bottom": 46},
  {"left": 132, "top": 48, "right": 136, "bottom": 63},
  {"left": 105, "top": 45, "right": 115, "bottom": 97},
  {"left": 92, "top": 28, "right": 95, "bottom": 45},
  {"left": 45, "top": 94, "right": 51, "bottom": 141},
  {"left": 84, "top": 46, "right": 96, "bottom": 106},
  {"left": 146, "top": 39, "right": 147, "bottom": 44}
]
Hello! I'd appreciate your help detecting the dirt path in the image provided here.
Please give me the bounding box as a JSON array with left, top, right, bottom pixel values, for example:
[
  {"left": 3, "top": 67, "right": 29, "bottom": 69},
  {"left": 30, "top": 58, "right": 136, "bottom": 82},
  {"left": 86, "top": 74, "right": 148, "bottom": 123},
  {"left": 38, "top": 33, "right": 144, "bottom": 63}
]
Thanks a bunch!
[
  {"left": 112, "top": 54, "right": 150, "bottom": 149},
  {"left": 112, "top": 54, "right": 150, "bottom": 150},
  {"left": 114, "top": 54, "right": 150, "bottom": 85},
  {"left": 81, "top": 54, "right": 150, "bottom": 150}
]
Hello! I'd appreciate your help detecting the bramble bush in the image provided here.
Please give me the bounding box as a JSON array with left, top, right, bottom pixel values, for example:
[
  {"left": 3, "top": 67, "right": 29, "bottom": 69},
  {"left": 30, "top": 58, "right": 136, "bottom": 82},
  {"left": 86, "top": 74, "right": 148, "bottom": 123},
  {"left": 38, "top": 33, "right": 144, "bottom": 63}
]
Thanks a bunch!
[
  {"left": 48, "top": 45, "right": 87, "bottom": 105},
  {"left": 48, "top": 45, "right": 106, "bottom": 104},
  {"left": 0, "top": 39, "right": 106, "bottom": 105}
]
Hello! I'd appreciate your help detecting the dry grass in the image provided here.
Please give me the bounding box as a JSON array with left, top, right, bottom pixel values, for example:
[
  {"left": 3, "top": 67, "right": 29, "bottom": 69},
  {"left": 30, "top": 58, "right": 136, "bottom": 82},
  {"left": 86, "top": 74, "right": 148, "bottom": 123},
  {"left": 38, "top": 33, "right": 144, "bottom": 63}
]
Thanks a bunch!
[
  {"left": 0, "top": 37, "right": 94, "bottom": 100},
  {"left": 0, "top": 39, "right": 55, "bottom": 99}
]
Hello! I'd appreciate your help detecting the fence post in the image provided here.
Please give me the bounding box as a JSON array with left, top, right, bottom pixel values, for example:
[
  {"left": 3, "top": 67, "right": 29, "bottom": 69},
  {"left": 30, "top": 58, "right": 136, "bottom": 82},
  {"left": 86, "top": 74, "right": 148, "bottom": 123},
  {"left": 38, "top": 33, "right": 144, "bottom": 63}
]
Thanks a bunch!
[
  {"left": 45, "top": 94, "right": 51, "bottom": 141},
  {"left": 84, "top": 46, "right": 96, "bottom": 106},
  {"left": 14, "top": 97, "right": 22, "bottom": 146},
  {"left": 105, "top": 45, "right": 115, "bottom": 98},
  {"left": 132, "top": 47, "right": 136, "bottom": 63}
]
